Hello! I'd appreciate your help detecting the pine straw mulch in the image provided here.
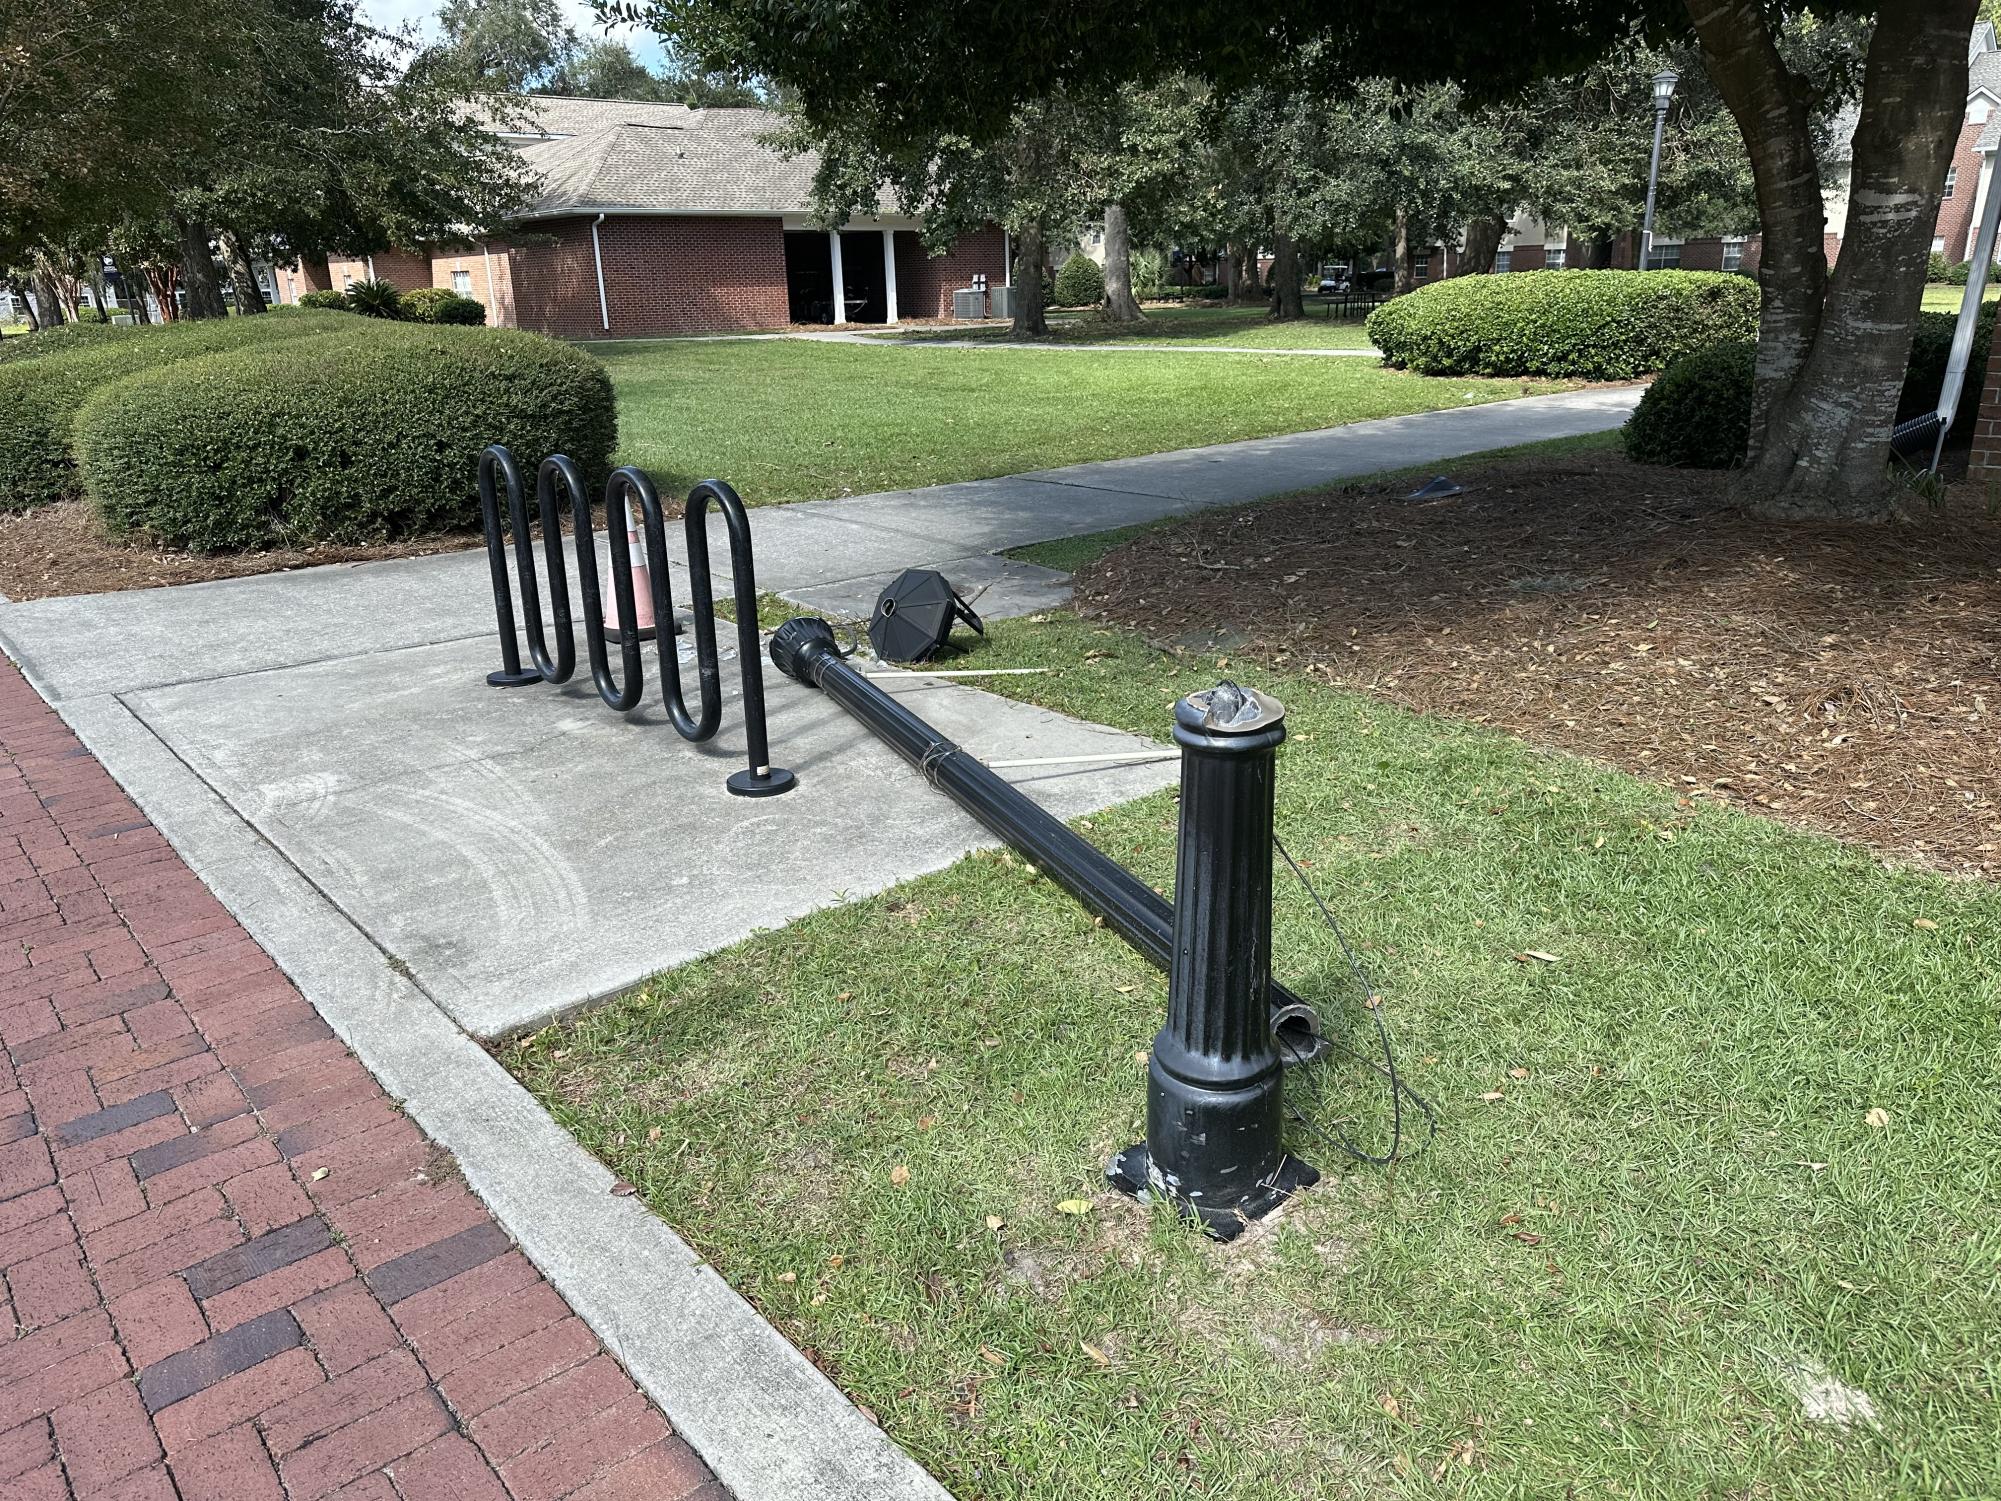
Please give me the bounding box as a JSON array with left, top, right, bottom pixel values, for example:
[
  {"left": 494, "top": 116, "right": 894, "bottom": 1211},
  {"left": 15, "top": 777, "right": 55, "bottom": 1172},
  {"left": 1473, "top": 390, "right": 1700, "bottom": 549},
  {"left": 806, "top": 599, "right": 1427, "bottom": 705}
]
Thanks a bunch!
[
  {"left": 0, "top": 500, "right": 485, "bottom": 602},
  {"left": 1074, "top": 452, "right": 2001, "bottom": 881}
]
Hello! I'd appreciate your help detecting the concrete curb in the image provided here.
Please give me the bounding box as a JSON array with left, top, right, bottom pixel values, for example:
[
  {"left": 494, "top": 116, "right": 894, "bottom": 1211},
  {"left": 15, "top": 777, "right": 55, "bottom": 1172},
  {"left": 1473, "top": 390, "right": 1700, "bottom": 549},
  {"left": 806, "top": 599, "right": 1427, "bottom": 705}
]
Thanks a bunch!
[{"left": 50, "top": 686, "right": 953, "bottom": 1501}]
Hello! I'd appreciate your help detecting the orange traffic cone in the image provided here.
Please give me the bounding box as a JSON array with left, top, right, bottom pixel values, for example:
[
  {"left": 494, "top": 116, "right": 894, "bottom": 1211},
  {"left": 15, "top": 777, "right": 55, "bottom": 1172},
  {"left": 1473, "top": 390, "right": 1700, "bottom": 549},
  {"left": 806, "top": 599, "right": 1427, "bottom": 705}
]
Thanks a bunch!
[{"left": 604, "top": 495, "right": 658, "bottom": 644}]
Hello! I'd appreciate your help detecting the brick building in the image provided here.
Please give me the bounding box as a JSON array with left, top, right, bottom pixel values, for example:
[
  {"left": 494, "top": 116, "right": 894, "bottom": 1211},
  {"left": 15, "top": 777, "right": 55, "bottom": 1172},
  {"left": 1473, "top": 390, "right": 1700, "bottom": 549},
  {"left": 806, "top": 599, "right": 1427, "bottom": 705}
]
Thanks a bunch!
[{"left": 278, "top": 97, "right": 1009, "bottom": 337}]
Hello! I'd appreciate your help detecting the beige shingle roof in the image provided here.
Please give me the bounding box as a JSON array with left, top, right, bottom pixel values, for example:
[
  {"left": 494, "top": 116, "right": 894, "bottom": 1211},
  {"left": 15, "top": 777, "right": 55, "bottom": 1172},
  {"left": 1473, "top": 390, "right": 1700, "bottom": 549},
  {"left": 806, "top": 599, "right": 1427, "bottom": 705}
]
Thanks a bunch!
[{"left": 504, "top": 96, "right": 892, "bottom": 220}]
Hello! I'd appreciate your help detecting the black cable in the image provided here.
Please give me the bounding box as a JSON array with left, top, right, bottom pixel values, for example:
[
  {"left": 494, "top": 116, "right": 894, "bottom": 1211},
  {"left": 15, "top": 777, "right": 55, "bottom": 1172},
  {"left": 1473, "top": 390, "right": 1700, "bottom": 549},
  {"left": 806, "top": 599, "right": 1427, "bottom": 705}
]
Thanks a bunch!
[{"left": 1273, "top": 834, "right": 1438, "bottom": 1166}]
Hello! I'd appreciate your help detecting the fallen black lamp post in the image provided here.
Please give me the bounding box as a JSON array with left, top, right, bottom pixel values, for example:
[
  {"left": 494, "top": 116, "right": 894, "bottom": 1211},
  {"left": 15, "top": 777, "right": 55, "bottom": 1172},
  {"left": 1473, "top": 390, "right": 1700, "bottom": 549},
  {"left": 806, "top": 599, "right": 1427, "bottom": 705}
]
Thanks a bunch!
[{"left": 769, "top": 617, "right": 1320, "bottom": 1238}]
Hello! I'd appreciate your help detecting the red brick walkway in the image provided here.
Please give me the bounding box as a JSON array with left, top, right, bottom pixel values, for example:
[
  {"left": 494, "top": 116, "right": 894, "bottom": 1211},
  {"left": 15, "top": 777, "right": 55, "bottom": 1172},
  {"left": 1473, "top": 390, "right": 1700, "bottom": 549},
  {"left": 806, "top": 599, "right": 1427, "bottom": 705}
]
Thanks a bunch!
[{"left": 0, "top": 663, "right": 723, "bottom": 1500}]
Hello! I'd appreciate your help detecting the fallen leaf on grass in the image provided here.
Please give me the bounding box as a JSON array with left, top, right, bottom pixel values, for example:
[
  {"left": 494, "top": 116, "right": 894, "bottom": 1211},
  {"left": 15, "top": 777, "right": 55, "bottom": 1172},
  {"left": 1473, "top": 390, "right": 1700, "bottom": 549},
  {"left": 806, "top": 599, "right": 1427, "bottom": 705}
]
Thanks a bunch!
[
  {"left": 645, "top": 1126, "right": 664, "bottom": 1144},
  {"left": 1379, "top": 1392, "right": 1402, "bottom": 1420},
  {"left": 1513, "top": 950, "right": 1561, "bottom": 964},
  {"left": 984, "top": 1214, "right": 1005, "bottom": 1231},
  {"left": 1508, "top": 1067, "right": 1530, "bottom": 1080},
  {"left": 1080, "top": 1341, "right": 1110, "bottom": 1366},
  {"left": 1912, "top": 918, "right": 1938, "bottom": 930},
  {"left": 610, "top": 1180, "right": 637, "bottom": 1197},
  {"left": 1479, "top": 1090, "right": 1506, "bottom": 1103},
  {"left": 916, "top": 1115, "right": 936, "bottom": 1131},
  {"left": 979, "top": 1346, "right": 1009, "bottom": 1367},
  {"left": 776, "top": 1271, "right": 797, "bottom": 1284},
  {"left": 1057, "top": 1198, "right": 1093, "bottom": 1215},
  {"left": 1512, "top": 1231, "right": 1544, "bottom": 1246},
  {"left": 1865, "top": 1107, "right": 1890, "bottom": 1129},
  {"left": 890, "top": 1165, "right": 911, "bottom": 1185}
]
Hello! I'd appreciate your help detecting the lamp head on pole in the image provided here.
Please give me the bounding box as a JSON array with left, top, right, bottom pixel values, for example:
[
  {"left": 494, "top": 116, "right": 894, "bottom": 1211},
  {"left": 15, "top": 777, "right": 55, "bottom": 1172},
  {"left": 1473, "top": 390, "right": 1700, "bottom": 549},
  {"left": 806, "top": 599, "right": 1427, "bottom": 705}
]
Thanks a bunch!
[{"left": 1652, "top": 69, "right": 1679, "bottom": 113}]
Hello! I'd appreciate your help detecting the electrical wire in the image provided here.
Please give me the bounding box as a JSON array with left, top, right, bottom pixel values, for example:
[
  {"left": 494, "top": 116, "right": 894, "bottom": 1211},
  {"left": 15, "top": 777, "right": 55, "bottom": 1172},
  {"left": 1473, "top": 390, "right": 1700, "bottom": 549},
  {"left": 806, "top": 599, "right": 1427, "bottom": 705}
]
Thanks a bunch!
[{"left": 1273, "top": 834, "right": 1437, "bottom": 1166}]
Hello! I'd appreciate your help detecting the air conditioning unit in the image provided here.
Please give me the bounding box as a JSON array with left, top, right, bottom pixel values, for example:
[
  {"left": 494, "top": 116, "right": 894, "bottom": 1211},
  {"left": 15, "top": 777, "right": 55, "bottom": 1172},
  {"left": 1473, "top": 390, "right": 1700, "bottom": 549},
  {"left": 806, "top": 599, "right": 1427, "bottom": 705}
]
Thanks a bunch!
[
  {"left": 951, "top": 288, "right": 987, "bottom": 320},
  {"left": 988, "top": 285, "right": 1014, "bottom": 320}
]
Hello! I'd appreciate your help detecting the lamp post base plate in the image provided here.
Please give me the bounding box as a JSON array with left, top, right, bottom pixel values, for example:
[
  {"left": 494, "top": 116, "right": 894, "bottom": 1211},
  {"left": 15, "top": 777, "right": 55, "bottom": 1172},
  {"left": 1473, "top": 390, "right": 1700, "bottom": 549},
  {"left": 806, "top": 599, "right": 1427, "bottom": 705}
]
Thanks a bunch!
[
  {"left": 727, "top": 768, "right": 798, "bottom": 798},
  {"left": 1105, "top": 1145, "right": 1318, "bottom": 1242}
]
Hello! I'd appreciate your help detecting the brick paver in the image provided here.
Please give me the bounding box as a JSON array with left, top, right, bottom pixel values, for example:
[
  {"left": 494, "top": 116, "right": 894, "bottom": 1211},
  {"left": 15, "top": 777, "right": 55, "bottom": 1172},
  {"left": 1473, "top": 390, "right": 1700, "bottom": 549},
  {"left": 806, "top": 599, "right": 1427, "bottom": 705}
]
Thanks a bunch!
[{"left": 0, "top": 664, "right": 724, "bottom": 1500}]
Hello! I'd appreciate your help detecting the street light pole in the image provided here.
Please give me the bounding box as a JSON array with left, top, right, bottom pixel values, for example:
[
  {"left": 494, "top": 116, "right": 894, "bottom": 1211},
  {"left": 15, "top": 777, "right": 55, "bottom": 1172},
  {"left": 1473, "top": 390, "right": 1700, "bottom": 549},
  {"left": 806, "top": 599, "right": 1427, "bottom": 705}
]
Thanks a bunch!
[{"left": 1640, "top": 69, "right": 1678, "bottom": 269}]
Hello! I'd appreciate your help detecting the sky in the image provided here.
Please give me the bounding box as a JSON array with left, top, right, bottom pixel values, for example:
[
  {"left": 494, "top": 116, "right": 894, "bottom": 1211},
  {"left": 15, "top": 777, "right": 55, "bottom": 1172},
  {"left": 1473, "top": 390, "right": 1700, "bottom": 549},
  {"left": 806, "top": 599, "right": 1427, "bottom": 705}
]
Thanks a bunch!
[{"left": 356, "top": 0, "right": 667, "bottom": 67}]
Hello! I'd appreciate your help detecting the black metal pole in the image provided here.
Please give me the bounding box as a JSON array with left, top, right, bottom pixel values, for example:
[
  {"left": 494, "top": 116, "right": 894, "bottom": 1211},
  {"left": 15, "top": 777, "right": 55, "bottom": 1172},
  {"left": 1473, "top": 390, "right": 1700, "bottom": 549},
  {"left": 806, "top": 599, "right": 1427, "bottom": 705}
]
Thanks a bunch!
[
  {"left": 479, "top": 446, "right": 542, "bottom": 689},
  {"left": 768, "top": 618, "right": 1322, "bottom": 1057},
  {"left": 1107, "top": 683, "right": 1316, "bottom": 1239}
]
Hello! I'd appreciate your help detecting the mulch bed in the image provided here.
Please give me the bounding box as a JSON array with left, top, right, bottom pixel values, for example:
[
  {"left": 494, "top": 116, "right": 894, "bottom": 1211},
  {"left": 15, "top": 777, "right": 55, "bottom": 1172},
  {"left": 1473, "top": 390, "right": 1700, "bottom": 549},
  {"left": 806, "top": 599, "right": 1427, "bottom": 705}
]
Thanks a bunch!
[
  {"left": 0, "top": 499, "right": 483, "bottom": 601},
  {"left": 1076, "top": 452, "right": 2001, "bottom": 880}
]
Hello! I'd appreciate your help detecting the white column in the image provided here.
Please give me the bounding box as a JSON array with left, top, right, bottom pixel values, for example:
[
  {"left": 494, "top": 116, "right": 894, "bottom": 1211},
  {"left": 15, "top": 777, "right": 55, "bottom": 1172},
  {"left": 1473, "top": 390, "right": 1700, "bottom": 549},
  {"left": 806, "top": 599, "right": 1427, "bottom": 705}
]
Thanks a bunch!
[
  {"left": 828, "top": 230, "right": 847, "bottom": 325},
  {"left": 881, "top": 229, "right": 898, "bottom": 324}
]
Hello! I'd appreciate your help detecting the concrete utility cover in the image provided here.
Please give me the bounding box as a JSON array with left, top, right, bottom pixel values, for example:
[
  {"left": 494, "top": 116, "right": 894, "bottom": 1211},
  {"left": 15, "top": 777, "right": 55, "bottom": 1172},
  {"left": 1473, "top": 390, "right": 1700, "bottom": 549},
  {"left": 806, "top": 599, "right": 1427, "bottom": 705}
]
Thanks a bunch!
[{"left": 122, "top": 631, "right": 1174, "bottom": 1038}]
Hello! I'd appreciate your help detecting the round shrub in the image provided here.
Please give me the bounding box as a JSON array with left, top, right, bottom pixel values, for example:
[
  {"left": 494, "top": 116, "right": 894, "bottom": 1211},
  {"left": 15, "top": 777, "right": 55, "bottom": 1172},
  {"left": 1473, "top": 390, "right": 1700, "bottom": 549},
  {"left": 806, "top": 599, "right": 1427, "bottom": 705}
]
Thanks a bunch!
[
  {"left": 399, "top": 287, "right": 487, "bottom": 325},
  {"left": 1622, "top": 300, "right": 1997, "bottom": 469},
  {"left": 344, "top": 279, "right": 404, "bottom": 318},
  {"left": 1621, "top": 341, "right": 1756, "bottom": 467},
  {"left": 296, "top": 289, "right": 348, "bottom": 310},
  {"left": 1365, "top": 269, "right": 1761, "bottom": 379},
  {"left": 1053, "top": 254, "right": 1106, "bottom": 308},
  {"left": 76, "top": 325, "right": 617, "bottom": 552},
  {"left": 0, "top": 311, "right": 352, "bottom": 511}
]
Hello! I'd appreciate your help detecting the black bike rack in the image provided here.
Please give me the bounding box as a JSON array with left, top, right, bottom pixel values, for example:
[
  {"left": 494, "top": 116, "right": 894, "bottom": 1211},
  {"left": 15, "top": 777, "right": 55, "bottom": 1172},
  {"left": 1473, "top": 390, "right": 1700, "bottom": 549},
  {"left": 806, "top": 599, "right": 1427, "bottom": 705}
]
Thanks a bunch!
[{"left": 478, "top": 444, "right": 796, "bottom": 799}]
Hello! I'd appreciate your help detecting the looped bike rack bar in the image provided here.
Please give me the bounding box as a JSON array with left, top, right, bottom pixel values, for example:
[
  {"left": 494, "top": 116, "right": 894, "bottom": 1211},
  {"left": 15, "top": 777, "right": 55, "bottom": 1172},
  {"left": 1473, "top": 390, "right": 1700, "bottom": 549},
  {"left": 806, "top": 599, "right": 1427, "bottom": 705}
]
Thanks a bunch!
[{"left": 478, "top": 444, "right": 796, "bottom": 799}]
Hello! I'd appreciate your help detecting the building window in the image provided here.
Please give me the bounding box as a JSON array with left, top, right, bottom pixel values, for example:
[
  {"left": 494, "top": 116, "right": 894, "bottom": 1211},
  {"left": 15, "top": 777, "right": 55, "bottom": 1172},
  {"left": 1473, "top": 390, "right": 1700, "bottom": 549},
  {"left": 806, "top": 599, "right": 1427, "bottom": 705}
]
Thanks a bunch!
[
  {"left": 1493, "top": 247, "right": 1512, "bottom": 273},
  {"left": 451, "top": 269, "right": 472, "bottom": 294},
  {"left": 1545, "top": 244, "right": 1567, "bottom": 269},
  {"left": 1973, "top": 98, "right": 1992, "bottom": 125},
  {"left": 1645, "top": 239, "right": 1683, "bottom": 270},
  {"left": 1944, "top": 168, "right": 1958, "bottom": 200},
  {"left": 342, "top": 272, "right": 355, "bottom": 289},
  {"left": 1412, "top": 252, "right": 1430, "bottom": 278},
  {"left": 1721, "top": 237, "right": 1746, "bottom": 272},
  {"left": 1933, "top": 235, "right": 1948, "bottom": 253}
]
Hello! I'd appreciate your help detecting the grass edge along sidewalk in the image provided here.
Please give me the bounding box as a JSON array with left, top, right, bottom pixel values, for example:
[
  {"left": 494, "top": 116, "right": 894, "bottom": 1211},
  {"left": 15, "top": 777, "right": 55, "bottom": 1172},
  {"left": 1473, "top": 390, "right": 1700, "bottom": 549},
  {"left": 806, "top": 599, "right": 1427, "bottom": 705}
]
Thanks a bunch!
[
  {"left": 509, "top": 606, "right": 1999, "bottom": 1500},
  {"left": 0, "top": 660, "right": 722, "bottom": 1501}
]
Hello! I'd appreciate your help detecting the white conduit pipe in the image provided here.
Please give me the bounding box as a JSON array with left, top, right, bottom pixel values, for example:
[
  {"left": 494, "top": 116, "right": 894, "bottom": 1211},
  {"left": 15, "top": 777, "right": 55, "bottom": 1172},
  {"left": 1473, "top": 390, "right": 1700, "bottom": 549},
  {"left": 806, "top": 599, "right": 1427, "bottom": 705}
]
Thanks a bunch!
[{"left": 590, "top": 213, "right": 610, "bottom": 333}]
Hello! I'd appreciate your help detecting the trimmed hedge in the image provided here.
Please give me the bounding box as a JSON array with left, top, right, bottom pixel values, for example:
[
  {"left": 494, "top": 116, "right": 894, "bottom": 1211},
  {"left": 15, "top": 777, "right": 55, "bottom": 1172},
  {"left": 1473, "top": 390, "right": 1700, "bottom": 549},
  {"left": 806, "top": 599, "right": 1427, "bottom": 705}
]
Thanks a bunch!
[
  {"left": 297, "top": 289, "right": 347, "bottom": 310},
  {"left": 1365, "top": 269, "right": 1761, "bottom": 379},
  {"left": 77, "top": 325, "right": 616, "bottom": 552},
  {"left": 1621, "top": 341, "right": 1756, "bottom": 467},
  {"left": 0, "top": 311, "right": 351, "bottom": 512},
  {"left": 1622, "top": 301, "right": 1997, "bottom": 468},
  {"left": 1053, "top": 254, "right": 1106, "bottom": 308},
  {"left": 0, "top": 321, "right": 137, "bottom": 365},
  {"left": 400, "top": 287, "right": 487, "bottom": 325}
]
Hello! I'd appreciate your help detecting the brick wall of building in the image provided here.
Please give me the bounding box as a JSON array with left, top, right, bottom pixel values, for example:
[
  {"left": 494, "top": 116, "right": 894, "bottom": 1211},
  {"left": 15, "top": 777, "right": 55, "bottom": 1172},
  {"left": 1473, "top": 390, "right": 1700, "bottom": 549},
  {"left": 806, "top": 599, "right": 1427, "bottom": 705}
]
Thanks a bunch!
[
  {"left": 1935, "top": 115, "right": 1988, "bottom": 262},
  {"left": 507, "top": 216, "right": 792, "bottom": 338},
  {"left": 427, "top": 243, "right": 518, "bottom": 328},
  {"left": 1967, "top": 328, "right": 2001, "bottom": 475},
  {"left": 897, "top": 225, "right": 1009, "bottom": 319},
  {"left": 273, "top": 261, "right": 331, "bottom": 305},
  {"left": 323, "top": 251, "right": 431, "bottom": 292}
]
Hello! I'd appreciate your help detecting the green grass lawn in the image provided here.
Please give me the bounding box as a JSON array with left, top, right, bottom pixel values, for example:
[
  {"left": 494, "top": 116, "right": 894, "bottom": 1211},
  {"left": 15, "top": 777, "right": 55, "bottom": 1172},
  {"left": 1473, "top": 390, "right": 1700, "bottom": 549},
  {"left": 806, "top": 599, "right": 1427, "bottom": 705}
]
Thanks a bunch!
[
  {"left": 508, "top": 609, "right": 1999, "bottom": 1499},
  {"left": 884, "top": 302, "right": 1380, "bottom": 351},
  {"left": 594, "top": 337, "right": 1529, "bottom": 504},
  {"left": 1919, "top": 282, "right": 2000, "bottom": 312}
]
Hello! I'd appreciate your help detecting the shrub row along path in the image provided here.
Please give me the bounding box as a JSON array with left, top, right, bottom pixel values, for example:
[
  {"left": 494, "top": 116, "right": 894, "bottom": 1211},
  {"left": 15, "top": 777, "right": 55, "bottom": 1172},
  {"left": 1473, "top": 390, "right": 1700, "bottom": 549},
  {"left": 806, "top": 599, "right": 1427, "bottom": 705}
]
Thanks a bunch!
[
  {"left": 0, "top": 665, "right": 722, "bottom": 1501},
  {"left": 0, "top": 386, "right": 1635, "bottom": 1499}
]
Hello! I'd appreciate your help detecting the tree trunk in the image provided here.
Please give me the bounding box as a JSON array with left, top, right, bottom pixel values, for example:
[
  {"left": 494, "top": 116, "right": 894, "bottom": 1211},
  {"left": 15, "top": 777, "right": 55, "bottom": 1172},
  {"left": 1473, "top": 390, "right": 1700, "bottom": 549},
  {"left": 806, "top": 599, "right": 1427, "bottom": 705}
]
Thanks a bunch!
[
  {"left": 1268, "top": 230, "right": 1303, "bottom": 319},
  {"left": 6, "top": 275, "right": 38, "bottom": 331},
  {"left": 146, "top": 265, "right": 180, "bottom": 322},
  {"left": 1689, "top": 0, "right": 1974, "bottom": 518},
  {"left": 112, "top": 257, "right": 151, "bottom": 323},
  {"left": 1010, "top": 220, "right": 1049, "bottom": 337},
  {"left": 1393, "top": 208, "right": 1416, "bottom": 295},
  {"left": 1226, "top": 240, "right": 1261, "bottom": 304},
  {"left": 219, "top": 229, "right": 267, "bottom": 314},
  {"left": 1583, "top": 236, "right": 1614, "bottom": 269},
  {"left": 30, "top": 267, "right": 64, "bottom": 327},
  {"left": 1462, "top": 216, "right": 1506, "bottom": 275},
  {"left": 175, "top": 215, "right": 228, "bottom": 319},
  {"left": 1101, "top": 202, "right": 1143, "bottom": 322},
  {"left": 84, "top": 259, "right": 114, "bottom": 322}
]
